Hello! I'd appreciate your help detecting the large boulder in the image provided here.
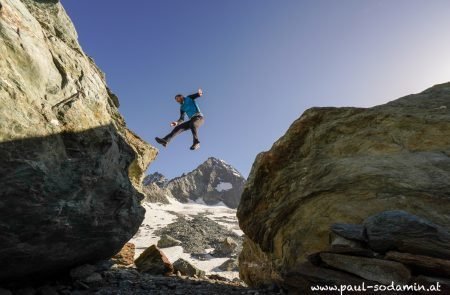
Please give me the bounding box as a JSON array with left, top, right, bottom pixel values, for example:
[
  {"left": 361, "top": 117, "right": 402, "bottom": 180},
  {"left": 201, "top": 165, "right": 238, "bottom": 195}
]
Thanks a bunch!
[
  {"left": 0, "top": 0, "right": 156, "bottom": 281},
  {"left": 237, "top": 83, "right": 450, "bottom": 287}
]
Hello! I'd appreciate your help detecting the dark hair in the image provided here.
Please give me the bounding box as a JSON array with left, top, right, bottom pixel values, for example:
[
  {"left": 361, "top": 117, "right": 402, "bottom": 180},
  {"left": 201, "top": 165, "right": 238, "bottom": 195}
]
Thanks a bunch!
[{"left": 174, "top": 94, "right": 184, "bottom": 100}]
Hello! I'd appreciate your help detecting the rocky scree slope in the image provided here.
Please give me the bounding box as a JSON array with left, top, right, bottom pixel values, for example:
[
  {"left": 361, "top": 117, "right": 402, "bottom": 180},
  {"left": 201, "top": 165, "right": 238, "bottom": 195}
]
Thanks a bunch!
[
  {"left": 237, "top": 83, "right": 450, "bottom": 288},
  {"left": 0, "top": 0, "right": 156, "bottom": 281}
]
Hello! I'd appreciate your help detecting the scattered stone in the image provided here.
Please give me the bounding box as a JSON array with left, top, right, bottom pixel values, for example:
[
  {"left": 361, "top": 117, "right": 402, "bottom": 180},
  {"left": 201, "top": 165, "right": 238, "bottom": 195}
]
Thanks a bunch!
[
  {"left": 70, "top": 264, "right": 96, "bottom": 280},
  {"left": 207, "top": 274, "right": 229, "bottom": 281},
  {"left": 155, "top": 214, "right": 243, "bottom": 255},
  {"left": 232, "top": 277, "right": 244, "bottom": 284},
  {"left": 94, "top": 259, "right": 114, "bottom": 272},
  {"left": 190, "top": 253, "right": 213, "bottom": 260},
  {"left": 84, "top": 272, "right": 103, "bottom": 284},
  {"left": 173, "top": 258, "right": 206, "bottom": 278},
  {"left": 112, "top": 242, "right": 135, "bottom": 267},
  {"left": 218, "top": 258, "right": 239, "bottom": 271},
  {"left": 213, "top": 237, "right": 238, "bottom": 257},
  {"left": 320, "top": 252, "right": 411, "bottom": 284},
  {"left": 157, "top": 234, "right": 182, "bottom": 248},
  {"left": 114, "top": 268, "right": 141, "bottom": 280},
  {"left": 330, "top": 223, "right": 366, "bottom": 242},
  {"left": 135, "top": 245, "right": 174, "bottom": 275},
  {"left": 364, "top": 211, "right": 450, "bottom": 259},
  {"left": 385, "top": 251, "right": 450, "bottom": 277}
]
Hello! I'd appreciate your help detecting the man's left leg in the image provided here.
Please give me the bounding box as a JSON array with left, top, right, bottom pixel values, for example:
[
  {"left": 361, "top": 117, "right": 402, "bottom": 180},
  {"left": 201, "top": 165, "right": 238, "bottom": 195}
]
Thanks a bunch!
[{"left": 189, "top": 116, "right": 204, "bottom": 150}]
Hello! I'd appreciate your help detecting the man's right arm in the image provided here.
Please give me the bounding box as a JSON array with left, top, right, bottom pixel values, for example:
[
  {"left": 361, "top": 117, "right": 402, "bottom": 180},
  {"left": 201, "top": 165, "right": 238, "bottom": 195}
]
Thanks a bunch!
[
  {"left": 175, "top": 110, "right": 185, "bottom": 125},
  {"left": 171, "top": 110, "right": 185, "bottom": 127}
]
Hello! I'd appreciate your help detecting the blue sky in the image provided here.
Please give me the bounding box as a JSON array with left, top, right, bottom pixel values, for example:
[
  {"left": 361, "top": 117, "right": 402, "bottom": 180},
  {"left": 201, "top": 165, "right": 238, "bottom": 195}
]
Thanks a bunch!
[{"left": 61, "top": 0, "right": 450, "bottom": 179}]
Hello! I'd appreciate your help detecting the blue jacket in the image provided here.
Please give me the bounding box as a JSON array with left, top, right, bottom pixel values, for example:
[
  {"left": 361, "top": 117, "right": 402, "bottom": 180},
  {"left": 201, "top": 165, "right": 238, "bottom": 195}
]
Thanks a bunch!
[{"left": 177, "top": 92, "right": 203, "bottom": 123}]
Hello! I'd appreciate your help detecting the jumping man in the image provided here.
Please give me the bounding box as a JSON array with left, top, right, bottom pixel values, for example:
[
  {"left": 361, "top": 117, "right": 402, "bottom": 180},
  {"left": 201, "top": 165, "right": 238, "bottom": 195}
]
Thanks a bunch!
[{"left": 155, "top": 88, "right": 205, "bottom": 150}]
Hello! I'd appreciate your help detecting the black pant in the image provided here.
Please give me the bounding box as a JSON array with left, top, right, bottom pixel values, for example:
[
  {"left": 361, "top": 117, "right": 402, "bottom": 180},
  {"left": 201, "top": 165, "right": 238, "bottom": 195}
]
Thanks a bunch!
[{"left": 163, "top": 115, "right": 204, "bottom": 144}]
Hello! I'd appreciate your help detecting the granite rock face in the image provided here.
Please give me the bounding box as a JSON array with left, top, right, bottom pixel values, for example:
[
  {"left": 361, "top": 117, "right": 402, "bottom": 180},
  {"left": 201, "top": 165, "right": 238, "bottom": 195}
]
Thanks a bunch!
[
  {"left": 237, "top": 83, "right": 450, "bottom": 287},
  {"left": 144, "top": 157, "right": 246, "bottom": 208},
  {"left": 0, "top": 0, "right": 156, "bottom": 281}
]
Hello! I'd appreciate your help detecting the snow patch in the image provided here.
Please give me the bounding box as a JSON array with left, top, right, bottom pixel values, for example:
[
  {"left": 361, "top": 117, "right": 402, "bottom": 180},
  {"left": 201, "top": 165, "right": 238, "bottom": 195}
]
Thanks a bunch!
[
  {"left": 129, "top": 198, "right": 242, "bottom": 280},
  {"left": 215, "top": 182, "right": 233, "bottom": 192}
]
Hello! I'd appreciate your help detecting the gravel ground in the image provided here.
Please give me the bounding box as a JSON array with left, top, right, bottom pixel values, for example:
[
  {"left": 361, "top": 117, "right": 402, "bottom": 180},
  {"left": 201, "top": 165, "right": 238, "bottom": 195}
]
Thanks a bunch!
[
  {"left": 154, "top": 213, "right": 243, "bottom": 255},
  {"left": 1, "top": 266, "right": 283, "bottom": 295}
]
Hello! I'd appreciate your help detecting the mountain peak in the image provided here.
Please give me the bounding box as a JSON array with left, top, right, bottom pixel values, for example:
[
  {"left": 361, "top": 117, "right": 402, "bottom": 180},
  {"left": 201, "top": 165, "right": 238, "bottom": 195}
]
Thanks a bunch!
[
  {"left": 143, "top": 157, "right": 245, "bottom": 208},
  {"left": 200, "top": 157, "right": 244, "bottom": 178},
  {"left": 143, "top": 172, "right": 168, "bottom": 188}
]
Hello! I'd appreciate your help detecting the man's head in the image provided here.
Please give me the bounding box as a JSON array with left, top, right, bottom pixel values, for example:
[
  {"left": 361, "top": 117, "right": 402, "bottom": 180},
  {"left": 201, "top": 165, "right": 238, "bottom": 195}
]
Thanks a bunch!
[{"left": 174, "top": 94, "right": 184, "bottom": 104}]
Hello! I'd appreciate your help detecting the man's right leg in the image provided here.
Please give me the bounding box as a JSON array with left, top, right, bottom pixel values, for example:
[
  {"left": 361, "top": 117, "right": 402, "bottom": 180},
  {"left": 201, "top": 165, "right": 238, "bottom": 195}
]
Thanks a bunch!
[{"left": 162, "top": 121, "right": 191, "bottom": 143}]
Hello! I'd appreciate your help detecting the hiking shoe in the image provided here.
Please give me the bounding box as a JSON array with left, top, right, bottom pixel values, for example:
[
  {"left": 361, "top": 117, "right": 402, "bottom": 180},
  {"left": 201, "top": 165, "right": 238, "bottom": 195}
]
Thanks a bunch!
[
  {"left": 155, "top": 137, "right": 168, "bottom": 147},
  {"left": 190, "top": 142, "right": 200, "bottom": 150}
]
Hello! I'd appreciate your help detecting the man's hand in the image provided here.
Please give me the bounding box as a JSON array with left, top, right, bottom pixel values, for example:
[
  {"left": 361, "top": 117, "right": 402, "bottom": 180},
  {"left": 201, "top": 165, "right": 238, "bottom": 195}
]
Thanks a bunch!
[
  {"left": 198, "top": 88, "right": 203, "bottom": 96},
  {"left": 170, "top": 121, "right": 178, "bottom": 127}
]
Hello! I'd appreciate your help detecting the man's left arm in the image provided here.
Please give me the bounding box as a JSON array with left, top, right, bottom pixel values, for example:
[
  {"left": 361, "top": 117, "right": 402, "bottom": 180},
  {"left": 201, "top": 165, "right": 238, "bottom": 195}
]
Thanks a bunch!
[{"left": 187, "top": 88, "right": 203, "bottom": 99}]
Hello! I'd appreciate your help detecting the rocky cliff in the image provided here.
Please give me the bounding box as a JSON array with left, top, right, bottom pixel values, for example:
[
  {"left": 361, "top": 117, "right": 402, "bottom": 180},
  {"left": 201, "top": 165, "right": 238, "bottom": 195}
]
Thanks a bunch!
[
  {"left": 237, "top": 83, "right": 450, "bottom": 288},
  {"left": 143, "top": 157, "right": 245, "bottom": 208},
  {"left": 0, "top": 0, "right": 157, "bottom": 281}
]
